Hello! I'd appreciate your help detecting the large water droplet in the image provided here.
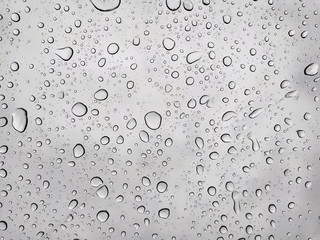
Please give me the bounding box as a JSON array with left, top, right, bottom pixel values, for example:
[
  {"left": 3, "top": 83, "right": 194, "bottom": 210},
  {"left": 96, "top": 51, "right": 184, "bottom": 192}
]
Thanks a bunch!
[
  {"left": 304, "top": 63, "right": 318, "bottom": 76},
  {"left": 162, "top": 38, "right": 175, "bottom": 51},
  {"left": 94, "top": 89, "right": 108, "bottom": 101},
  {"left": 96, "top": 185, "right": 109, "bottom": 198},
  {"left": 156, "top": 181, "right": 168, "bottom": 193},
  {"left": 107, "top": 43, "right": 120, "bottom": 55},
  {"left": 90, "top": 0, "right": 121, "bottom": 12},
  {"left": 55, "top": 47, "right": 74, "bottom": 61},
  {"left": 165, "top": 0, "right": 181, "bottom": 11},
  {"left": 73, "top": 144, "right": 85, "bottom": 158},
  {"left": 144, "top": 111, "right": 162, "bottom": 130},
  {"left": 96, "top": 210, "right": 109, "bottom": 222},
  {"left": 186, "top": 51, "right": 202, "bottom": 64},
  {"left": 72, "top": 102, "right": 88, "bottom": 117},
  {"left": 12, "top": 108, "right": 28, "bottom": 133},
  {"left": 158, "top": 208, "right": 170, "bottom": 219}
]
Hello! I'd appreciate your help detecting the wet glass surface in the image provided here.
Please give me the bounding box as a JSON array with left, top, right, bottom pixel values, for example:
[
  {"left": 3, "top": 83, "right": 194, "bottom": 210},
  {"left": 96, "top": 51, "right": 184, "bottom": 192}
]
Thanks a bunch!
[{"left": 0, "top": 0, "right": 320, "bottom": 239}]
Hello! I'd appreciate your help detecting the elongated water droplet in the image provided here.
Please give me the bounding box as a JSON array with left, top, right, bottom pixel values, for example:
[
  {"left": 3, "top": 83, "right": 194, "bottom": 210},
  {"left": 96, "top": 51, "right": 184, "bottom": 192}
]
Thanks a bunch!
[
  {"left": 249, "top": 108, "right": 264, "bottom": 119},
  {"left": 186, "top": 51, "right": 202, "bottom": 64},
  {"left": 12, "top": 108, "right": 28, "bottom": 133},
  {"left": 90, "top": 0, "right": 121, "bottom": 12},
  {"left": 304, "top": 63, "right": 318, "bottom": 76}
]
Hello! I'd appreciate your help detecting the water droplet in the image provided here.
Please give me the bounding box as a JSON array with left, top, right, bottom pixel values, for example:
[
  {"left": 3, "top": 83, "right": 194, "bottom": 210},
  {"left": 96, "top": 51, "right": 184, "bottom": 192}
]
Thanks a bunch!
[
  {"left": 68, "top": 199, "right": 78, "bottom": 210},
  {"left": 12, "top": 108, "right": 28, "bottom": 133},
  {"left": 0, "top": 221, "right": 7, "bottom": 231},
  {"left": 165, "top": 0, "right": 181, "bottom": 11},
  {"left": 304, "top": 63, "right": 318, "bottom": 76},
  {"left": 98, "top": 57, "right": 106, "bottom": 67},
  {"left": 142, "top": 176, "right": 151, "bottom": 187},
  {"left": 196, "top": 164, "right": 204, "bottom": 174},
  {"left": 183, "top": 0, "right": 193, "bottom": 11},
  {"left": 90, "top": 0, "right": 121, "bottom": 12},
  {"left": 0, "top": 146, "right": 8, "bottom": 154},
  {"left": 231, "top": 191, "right": 241, "bottom": 214},
  {"left": 156, "top": 181, "right": 168, "bottom": 193},
  {"left": 222, "top": 111, "right": 237, "bottom": 121},
  {"left": 126, "top": 118, "right": 137, "bottom": 130},
  {"left": 195, "top": 137, "right": 204, "bottom": 149},
  {"left": 207, "top": 186, "right": 216, "bottom": 196},
  {"left": 100, "top": 136, "right": 110, "bottom": 145},
  {"left": 186, "top": 51, "right": 202, "bottom": 64},
  {"left": 139, "top": 130, "right": 149, "bottom": 143},
  {"left": 164, "top": 138, "right": 173, "bottom": 147},
  {"left": 158, "top": 208, "right": 170, "bottom": 219},
  {"left": 268, "top": 204, "right": 277, "bottom": 213},
  {"left": 91, "top": 177, "right": 103, "bottom": 187},
  {"left": 107, "top": 43, "right": 119, "bottom": 55},
  {"left": 96, "top": 185, "right": 109, "bottom": 198},
  {"left": 11, "top": 12, "right": 20, "bottom": 22},
  {"left": 249, "top": 108, "right": 264, "bottom": 119},
  {"left": 0, "top": 117, "right": 7, "bottom": 127},
  {"left": 162, "top": 38, "right": 175, "bottom": 51},
  {"left": 222, "top": 56, "right": 232, "bottom": 66},
  {"left": 296, "top": 130, "right": 305, "bottom": 138},
  {"left": 94, "top": 89, "right": 108, "bottom": 101},
  {"left": 144, "top": 111, "right": 162, "bottom": 130},
  {"left": 225, "top": 181, "right": 234, "bottom": 192},
  {"left": 73, "top": 144, "right": 85, "bottom": 158},
  {"left": 96, "top": 210, "right": 109, "bottom": 222},
  {"left": 10, "top": 62, "right": 19, "bottom": 71},
  {"left": 223, "top": 15, "right": 231, "bottom": 24},
  {"left": 55, "top": 47, "right": 74, "bottom": 61},
  {"left": 72, "top": 102, "right": 88, "bottom": 117},
  {"left": 209, "top": 151, "right": 219, "bottom": 160}
]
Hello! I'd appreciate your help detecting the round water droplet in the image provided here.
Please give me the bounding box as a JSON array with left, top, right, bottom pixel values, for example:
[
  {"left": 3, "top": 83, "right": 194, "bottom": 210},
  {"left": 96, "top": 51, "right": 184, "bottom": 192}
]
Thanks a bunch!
[
  {"left": 223, "top": 15, "right": 231, "bottom": 24},
  {"left": 183, "top": 0, "right": 193, "bottom": 11},
  {"left": 158, "top": 208, "right": 170, "bottom": 219},
  {"left": 144, "top": 111, "right": 162, "bottom": 130},
  {"left": 96, "top": 210, "right": 109, "bottom": 222},
  {"left": 10, "top": 62, "right": 19, "bottom": 71},
  {"left": 0, "top": 221, "right": 7, "bottom": 231},
  {"left": 94, "top": 89, "right": 108, "bottom": 101},
  {"left": 72, "top": 102, "right": 87, "bottom": 117},
  {"left": 223, "top": 56, "right": 232, "bottom": 66},
  {"left": 225, "top": 181, "right": 235, "bottom": 192},
  {"left": 207, "top": 186, "right": 216, "bottom": 196},
  {"left": 0, "top": 146, "right": 8, "bottom": 154},
  {"left": 11, "top": 13, "right": 20, "bottom": 22},
  {"left": 156, "top": 181, "right": 168, "bottom": 193},
  {"left": 100, "top": 136, "right": 110, "bottom": 145},
  {"left": 73, "top": 144, "right": 85, "bottom": 158},
  {"left": 162, "top": 38, "right": 175, "bottom": 51},
  {"left": 165, "top": 0, "right": 181, "bottom": 11},
  {"left": 268, "top": 204, "right": 277, "bottom": 213},
  {"left": 107, "top": 43, "right": 119, "bottom": 55},
  {"left": 91, "top": 177, "right": 103, "bottom": 187}
]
